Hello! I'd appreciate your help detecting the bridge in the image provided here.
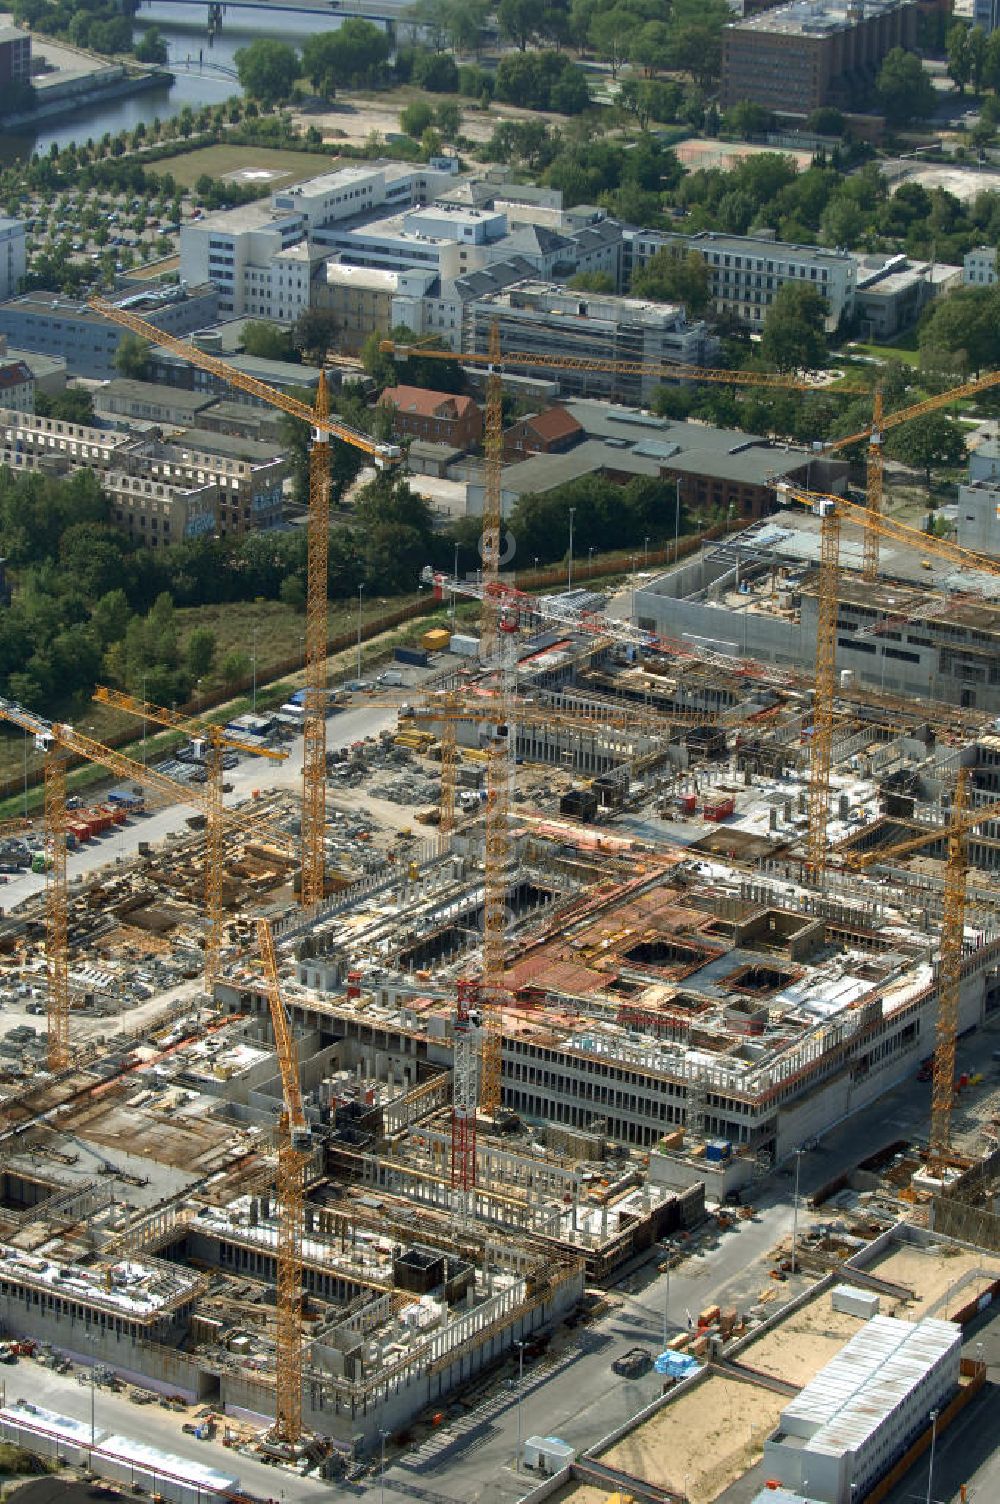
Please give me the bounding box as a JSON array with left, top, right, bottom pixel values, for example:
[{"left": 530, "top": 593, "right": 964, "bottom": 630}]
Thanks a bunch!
[{"left": 137, "top": 0, "right": 409, "bottom": 26}]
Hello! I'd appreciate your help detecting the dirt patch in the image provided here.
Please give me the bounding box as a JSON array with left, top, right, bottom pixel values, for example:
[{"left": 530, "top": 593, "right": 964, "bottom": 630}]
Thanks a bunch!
[
  {"left": 739, "top": 1292, "right": 868, "bottom": 1387},
  {"left": 598, "top": 1375, "right": 785, "bottom": 1504},
  {"left": 543, "top": 1485, "right": 614, "bottom": 1504},
  {"left": 292, "top": 90, "right": 575, "bottom": 154},
  {"left": 870, "top": 1242, "right": 1000, "bottom": 1317}
]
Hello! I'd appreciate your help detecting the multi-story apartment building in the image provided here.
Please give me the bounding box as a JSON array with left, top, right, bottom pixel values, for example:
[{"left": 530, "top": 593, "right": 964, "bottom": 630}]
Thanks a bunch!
[
  {"left": 964, "top": 245, "right": 997, "bottom": 285},
  {"left": 0, "top": 284, "right": 218, "bottom": 379},
  {"left": 0, "top": 358, "right": 33, "bottom": 412},
  {"left": 0, "top": 408, "right": 285, "bottom": 543},
  {"left": 466, "top": 281, "right": 718, "bottom": 403},
  {"left": 721, "top": 0, "right": 917, "bottom": 115},
  {"left": 628, "top": 228, "right": 857, "bottom": 332},
  {"left": 0, "top": 27, "right": 30, "bottom": 85},
  {"left": 0, "top": 218, "right": 25, "bottom": 303}
]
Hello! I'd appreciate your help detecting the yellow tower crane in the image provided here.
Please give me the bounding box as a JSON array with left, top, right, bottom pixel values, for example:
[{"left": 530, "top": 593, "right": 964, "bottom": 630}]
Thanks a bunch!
[
  {"left": 823, "top": 364, "right": 1000, "bottom": 581},
  {"left": 775, "top": 482, "right": 1000, "bottom": 875},
  {"left": 92, "top": 686, "right": 287, "bottom": 983},
  {"left": 89, "top": 296, "right": 402, "bottom": 910},
  {"left": 0, "top": 697, "right": 286, "bottom": 1070},
  {"left": 841, "top": 771, "right": 985, "bottom": 1167},
  {"left": 382, "top": 333, "right": 821, "bottom": 1118},
  {"left": 256, "top": 917, "right": 310, "bottom": 1445}
]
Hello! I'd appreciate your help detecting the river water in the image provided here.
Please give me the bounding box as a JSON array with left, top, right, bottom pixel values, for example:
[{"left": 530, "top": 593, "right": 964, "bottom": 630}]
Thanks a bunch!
[{"left": 5, "top": 3, "right": 356, "bottom": 158}]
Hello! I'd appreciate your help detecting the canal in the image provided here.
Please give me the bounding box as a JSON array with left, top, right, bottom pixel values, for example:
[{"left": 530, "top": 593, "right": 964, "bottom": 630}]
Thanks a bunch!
[{"left": 3, "top": 1, "right": 382, "bottom": 158}]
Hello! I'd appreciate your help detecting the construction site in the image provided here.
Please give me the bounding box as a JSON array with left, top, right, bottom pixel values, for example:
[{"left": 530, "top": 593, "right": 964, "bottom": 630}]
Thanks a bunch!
[{"left": 0, "top": 311, "right": 997, "bottom": 1504}]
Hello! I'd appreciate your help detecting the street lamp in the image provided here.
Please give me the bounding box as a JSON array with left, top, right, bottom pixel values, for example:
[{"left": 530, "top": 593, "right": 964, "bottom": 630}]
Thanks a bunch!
[
  {"left": 356, "top": 583, "right": 364, "bottom": 681},
  {"left": 662, "top": 1260, "right": 670, "bottom": 1351},
  {"left": 514, "top": 1339, "right": 526, "bottom": 1472},
  {"left": 379, "top": 1427, "right": 389, "bottom": 1504},
  {"left": 567, "top": 506, "right": 576, "bottom": 594},
  {"left": 452, "top": 542, "right": 460, "bottom": 624},
  {"left": 674, "top": 477, "right": 683, "bottom": 565},
  {"left": 588, "top": 546, "right": 594, "bottom": 572},
  {"left": 791, "top": 1147, "right": 804, "bottom": 1275},
  {"left": 925, "top": 1408, "right": 939, "bottom": 1504},
  {"left": 141, "top": 674, "right": 147, "bottom": 768},
  {"left": 644, "top": 535, "right": 650, "bottom": 566},
  {"left": 251, "top": 624, "right": 257, "bottom": 714}
]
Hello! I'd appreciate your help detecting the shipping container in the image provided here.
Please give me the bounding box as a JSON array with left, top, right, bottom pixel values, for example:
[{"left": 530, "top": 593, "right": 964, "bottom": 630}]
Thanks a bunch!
[
  {"left": 395, "top": 646, "right": 428, "bottom": 667},
  {"left": 677, "top": 793, "right": 697, "bottom": 816},
  {"left": 705, "top": 1138, "right": 732, "bottom": 1162},
  {"left": 422, "top": 628, "right": 451, "bottom": 652},
  {"left": 831, "top": 1285, "right": 880, "bottom": 1319},
  {"left": 703, "top": 797, "right": 735, "bottom": 823},
  {"left": 450, "top": 633, "right": 480, "bottom": 657}
]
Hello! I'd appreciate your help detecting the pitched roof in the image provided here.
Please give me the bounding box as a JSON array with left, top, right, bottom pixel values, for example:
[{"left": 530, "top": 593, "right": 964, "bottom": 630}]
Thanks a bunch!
[
  {"left": 524, "top": 406, "right": 583, "bottom": 444},
  {"left": 0, "top": 360, "right": 32, "bottom": 389},
  {"left": 380, "top": 385, "right": 478, "bottom": 421}
]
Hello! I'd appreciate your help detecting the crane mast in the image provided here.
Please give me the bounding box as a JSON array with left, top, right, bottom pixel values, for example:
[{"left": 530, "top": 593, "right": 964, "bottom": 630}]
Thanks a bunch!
[
  {"left": 257, "top": 918, "right": 309, "bottom": 1444},
  {"left": 930, "top": 770, "right": 968, "bottom": 1169},
  {"left": 301, "top": 376, "right": 333, "bottom": 908}
]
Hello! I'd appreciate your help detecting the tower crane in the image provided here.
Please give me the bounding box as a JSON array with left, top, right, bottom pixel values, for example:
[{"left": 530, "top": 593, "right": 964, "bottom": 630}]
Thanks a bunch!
[
  {"left": 0, "top": 698, "right": 286, "bottom": 1070},
  {"left": 774, "top": 482, "right": 1000, "bottom": 874},
  {"left": 91, "top": 687, "right": 288, "bottom": 984},
  {"left": 90, "top": 296, "right": 402, "bottom": 911},
  {"left": 822, "top": 363, "right": 1000, "bottom": 580},
  {"left": 385, "top": 331, "right": 848, "bottom": 1120},
  {"left": 256, "top": 917, "right": 310, "bottom": 1445},
  {"left": 841, "top": 772, "right": 977, "bottom": 1168}
]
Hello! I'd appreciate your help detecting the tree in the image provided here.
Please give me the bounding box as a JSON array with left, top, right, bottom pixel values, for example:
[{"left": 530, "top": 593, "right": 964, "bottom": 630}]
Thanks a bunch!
[
  {"left": 668, "top": 0, "right": 730, "bottom": 90},
  {"left": 722, "top": 100, "right": 774, "bottom": 139},
  {"left": 969, "top": 25, "right": 988, "bottom": 93},
  {"left": 240, "top": 320, "right": 296, "bottom": 360},
  {"left": 631, "top": 248, "right": 710, "bottom": 317},
  {"left": 234, "top": 39, "right": 299, "bottom": 106},
  {"left": 947, "top": 22, "right": 971, "bottom": 95},
  {"left": 568, "top": 270, "right": 615, "bottom": 292},
  {"left": 498, "top": 0, "right": 537, "bottom": 50},
  {"left": 135, "top": 26, "right": 167, "bottom": 65},
  {"left": 400, "top": 98, "right": 435, "bottom": 138},
  {"left": 877, "top": 49, "right": 936, "bottom": 125},
  {"left": 221, "top": 650, "right": 250, "bottom": 688},
  {"left": 185, "top": 626, "right": 216, "bottom": 678},
  {"left": 885, "top": 413, "right": 968, "bottom": 483},
  {"left": 435, "top": 99, "right": 461, "bottom": 137},
  {"left": 293, "top": 307, "right": 341, "bottom": 361},
  {"left": 919, "top": 285, "right": 1000, "bottom": 374},
  {"left": 113, "top": 332, "right": 150, "bottom": 380},
  {"left": 413, "top": 50, "right": 459, "bottom": 91},
  {"left": 760, "top": 282, "right": 828, "bottom": 372}
]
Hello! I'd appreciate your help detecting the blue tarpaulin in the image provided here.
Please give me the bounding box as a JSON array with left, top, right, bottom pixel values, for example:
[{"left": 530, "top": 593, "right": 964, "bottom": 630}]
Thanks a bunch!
[{"left": 653, "top": 1350, "right": 702, "bottom": 1379}]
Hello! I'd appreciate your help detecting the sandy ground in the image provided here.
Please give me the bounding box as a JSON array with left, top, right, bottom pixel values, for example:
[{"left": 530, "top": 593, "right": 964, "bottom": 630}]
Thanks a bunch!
[
  {"left": 889, "top": 161, "right": 1000, "bottom": 202},
  {"left": 738, "top": 1292, "right": 869, "bottom": 1388},
  {"left": 293, "top": 92, "right": 571, "bottom": 152},
  {"left": 870, "top": 1243, "right": 1000, "bottom": 1317},
  {"left": 598, "top": 1375, "right": 785, "bottom": 1504},
  {"left": 544, "top": 1486, "right": 613, "bottom": 1504}
]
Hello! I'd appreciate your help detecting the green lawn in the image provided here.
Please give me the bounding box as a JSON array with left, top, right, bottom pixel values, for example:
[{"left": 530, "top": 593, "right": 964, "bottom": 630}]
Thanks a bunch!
[
  {"left": 842, "top": 337, "right": 922, "bottom": 367},
  {"left": 160, "top": 144, "right": 341, "bottom": 190}
]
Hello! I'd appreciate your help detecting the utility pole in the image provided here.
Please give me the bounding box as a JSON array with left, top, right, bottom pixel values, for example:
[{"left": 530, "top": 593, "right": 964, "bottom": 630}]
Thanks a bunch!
[
  {"left": 567, "top": 506, "right": 575, "bottom": 594},
  {"left": 662, "top": 1262, "right": 670, "bottom": 1350},
  {"left": 356, "top": 583, "right": 364, "bottom": 681},
  {"left": 514, "top": 1340, "right": 525, "bottom": 1472},
  {"left": 925, "top": 1409, "right": 939, "bottom": 1504},
  {"left": 791, "top": 1147, "right": 804, "bottom": 1274}
]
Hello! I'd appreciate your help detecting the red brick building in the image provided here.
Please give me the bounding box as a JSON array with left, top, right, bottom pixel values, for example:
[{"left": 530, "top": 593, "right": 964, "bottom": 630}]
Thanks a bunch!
[
  {"left": 379, "top": 385, "right": 483, "bottom": 452},
  {"left": 503, "top": 406, "right": 583, "bottom": 463}
]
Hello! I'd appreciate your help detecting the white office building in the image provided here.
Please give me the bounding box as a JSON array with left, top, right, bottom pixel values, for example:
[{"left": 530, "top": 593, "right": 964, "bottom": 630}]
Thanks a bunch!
[
  {"left": 763, "top": 1314, "right": 961, "bottom": 1504},
  {"left": 179, "top": 162, "right": 456, "bottom": 321},
  {"left": 963, "top": 245, "right": 997, "bottom": 285},
  {"left": 0, "top": 218, "right": 25, "bottom": 302},
  {"left": 627, "top": 228, "right": 856, "bottom": 332}
]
